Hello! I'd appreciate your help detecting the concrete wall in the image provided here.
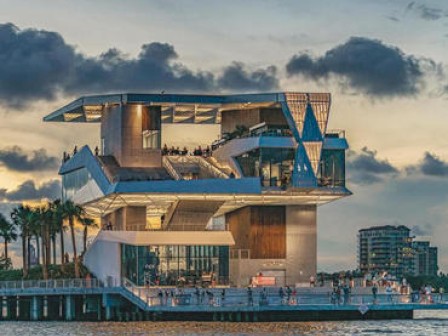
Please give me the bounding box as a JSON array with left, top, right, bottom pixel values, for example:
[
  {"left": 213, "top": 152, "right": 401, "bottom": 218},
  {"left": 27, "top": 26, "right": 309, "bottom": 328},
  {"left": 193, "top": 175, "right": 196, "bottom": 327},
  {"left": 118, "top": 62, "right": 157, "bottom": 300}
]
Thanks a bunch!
[
  {"left": 227, "top": 204, "right": 317, "bottom": 287},
  {"left": 84, "top": 240, "right": 121, "bottom": 284},
  {"left": 101, "top": 105, "right": 123, "bottom": 163},
  {"left": 125, "top": 206, "right": 147, "bottom": 231},
  {"left": 286, "top": 205, "right": 317, "bottom": 285},
  {"left": 100, "top": 104, "right": 162, "bottom": 168},
  {"left": 230, "top": 258, "right": 286, "bottom": 287},
  {"left": 102, "top": 206, "right": 146, "bottom": 231}
]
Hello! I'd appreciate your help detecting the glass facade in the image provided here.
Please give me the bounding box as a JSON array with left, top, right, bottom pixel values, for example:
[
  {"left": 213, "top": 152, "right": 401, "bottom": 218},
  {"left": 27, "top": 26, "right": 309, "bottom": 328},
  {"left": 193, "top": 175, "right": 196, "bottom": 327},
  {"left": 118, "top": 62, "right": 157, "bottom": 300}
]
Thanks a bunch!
[
  {"left": 62, "top": 167, "right": 91, "bottom": 200},
  {"left": 235, "top": 148, "right": 295, "bottom": 187},
  {"left": 318, "top": 149, "right": 345, "bottom": 187},
  {"left": 121, "top": 244, "right": 229, "bottom": 286}
]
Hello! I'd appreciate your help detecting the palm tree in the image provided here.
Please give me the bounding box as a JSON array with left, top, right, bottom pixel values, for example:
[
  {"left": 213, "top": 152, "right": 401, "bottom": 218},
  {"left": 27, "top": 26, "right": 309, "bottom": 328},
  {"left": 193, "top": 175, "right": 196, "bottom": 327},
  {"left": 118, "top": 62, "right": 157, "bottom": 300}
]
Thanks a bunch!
[
  {"left": 51, "top": 200, "right": 66, "bottom": 267},
  {"left": 80, "top": 216, "right": 97, "bottom": 255},
  {"left": 0, "top": 213, "right": 17, "bottom": 260},
  {"left": 36, "top": 206, "right": 52, "bottom": 280},
  {"left": 11, "top": 205, "right": 34, "bottom": 278},
  {"left": 61, "top": 200, "right": 84, "bottom": 278}
]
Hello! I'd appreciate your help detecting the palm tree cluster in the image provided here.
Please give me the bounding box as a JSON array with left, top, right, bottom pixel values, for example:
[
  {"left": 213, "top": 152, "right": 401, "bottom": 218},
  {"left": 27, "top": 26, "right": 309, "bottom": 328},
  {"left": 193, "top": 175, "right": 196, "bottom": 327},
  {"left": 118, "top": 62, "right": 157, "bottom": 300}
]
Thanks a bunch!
[{"left": 0, "top": 199, "right": 97, "bottom": 279}]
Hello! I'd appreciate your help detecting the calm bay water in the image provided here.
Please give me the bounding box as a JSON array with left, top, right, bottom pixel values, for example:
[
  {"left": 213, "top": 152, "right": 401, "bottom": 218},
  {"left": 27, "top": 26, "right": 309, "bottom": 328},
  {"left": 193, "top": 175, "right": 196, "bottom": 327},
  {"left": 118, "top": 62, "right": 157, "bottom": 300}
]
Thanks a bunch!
[{"left": 2, "top": 312, "right": 447, "bottom": 336}]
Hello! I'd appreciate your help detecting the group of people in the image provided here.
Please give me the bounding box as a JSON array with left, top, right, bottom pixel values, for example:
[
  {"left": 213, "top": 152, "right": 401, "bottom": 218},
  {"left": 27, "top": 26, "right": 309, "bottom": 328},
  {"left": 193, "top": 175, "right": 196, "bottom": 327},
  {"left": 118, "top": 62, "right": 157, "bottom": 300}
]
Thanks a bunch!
[
  {"left": 162, "top": 144, "right": 212, "bottom": 157},
  {"left": 62, "top": 145, "right": 100, "bottom": 163},
  {"left": 331, "top": 283, "right": 352, "bottom": 305},
  {"left": 278, "top": 286, "right": 297, "bottom": 305}
]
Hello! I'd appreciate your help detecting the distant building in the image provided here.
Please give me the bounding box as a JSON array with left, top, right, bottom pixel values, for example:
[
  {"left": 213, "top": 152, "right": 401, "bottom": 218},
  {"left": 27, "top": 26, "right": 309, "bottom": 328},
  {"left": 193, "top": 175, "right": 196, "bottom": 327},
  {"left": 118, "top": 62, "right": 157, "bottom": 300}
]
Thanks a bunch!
[
  {"left": 358, "top": 225, "right": 413, "bottom": 279},
  {"left": 411, "top": 240, "right": 438, "bottom": 276},
  {"left": 358, "top": 225, "right": 438, "bottom": 278}
]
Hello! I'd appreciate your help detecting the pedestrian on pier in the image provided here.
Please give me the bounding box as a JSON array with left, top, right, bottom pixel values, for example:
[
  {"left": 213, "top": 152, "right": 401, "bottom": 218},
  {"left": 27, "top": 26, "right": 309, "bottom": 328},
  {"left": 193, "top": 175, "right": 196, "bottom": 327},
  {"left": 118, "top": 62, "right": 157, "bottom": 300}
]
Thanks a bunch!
[
  {"left": 343, "top": 284, "right": 351, "bottom": 305},
  {"left": 438, "top": 287, "right": 445, "bottom": 303},
  {"left": 331, "top": 288, "right": 337, "bottom": 305},
  {"left": 201, "top": 289, "right": 206, "bottom": 304},
  {"left": 291, "top": 288, "right": 297, "bottom": 305},
  {"left": 372, "top": 284, "right": 378, "bottom": 304},
  {"left": 221, "top": 288, "right": 226, "bottom": 304},
  {"left": 158, "top": 289, "right": 163, "bottom": 305},
  {"left": 279, "top": 287, "right": 284, "bottom": 303},
  {"left": 385, "top": 283, "right": 393, "bottom": 303},
  {"left": 286, "top": 286, "right": 292, "bottom": 302},
  {"left": 336, "top": 286, "right": 341, "bottom": 305},
  {"left": 195, "top": 287, "right": 200, "bottom": 304},
  {"left": 247, "top": 287, "right": 253, "bottom": 306}
]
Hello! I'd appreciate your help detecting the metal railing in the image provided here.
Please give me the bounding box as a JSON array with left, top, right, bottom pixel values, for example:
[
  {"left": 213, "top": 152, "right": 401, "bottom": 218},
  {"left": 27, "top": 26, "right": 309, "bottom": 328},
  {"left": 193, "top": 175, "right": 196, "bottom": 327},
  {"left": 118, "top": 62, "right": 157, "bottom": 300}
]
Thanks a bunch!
[
  {"left": 0, "top": 278, "right": 103, "bottom": 290},
  {"left": 118, "top": 285, "right": 448, "bottom": 309}
]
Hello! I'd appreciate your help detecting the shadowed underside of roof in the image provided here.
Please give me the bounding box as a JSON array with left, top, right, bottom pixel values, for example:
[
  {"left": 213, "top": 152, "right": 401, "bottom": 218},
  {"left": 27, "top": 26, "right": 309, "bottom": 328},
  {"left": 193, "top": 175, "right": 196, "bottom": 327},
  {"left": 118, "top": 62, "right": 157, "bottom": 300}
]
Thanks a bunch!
[{"left": 98, "top": 156, "right": 172, "bottom": 182}]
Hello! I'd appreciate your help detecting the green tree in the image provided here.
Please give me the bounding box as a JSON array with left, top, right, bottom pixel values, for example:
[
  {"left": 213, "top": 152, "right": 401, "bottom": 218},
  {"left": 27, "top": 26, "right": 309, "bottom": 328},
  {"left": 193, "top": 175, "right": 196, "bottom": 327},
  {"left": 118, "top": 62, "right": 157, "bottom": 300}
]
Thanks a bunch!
[
  {"left": 80, "top": 216, "right": 97, "bottom": 255},
  {"left": 51, "top": 200, "right": 66, "bottom": 267},
  {"left": 61, "top": 200, "right": 84, "bottom": 278},
  {"left": 36, "top": 206, "right": 53, "bottom": 280},
  {"left": 0, "top": 213, "right": 17, "bottom": 260},
  {"left": 11, "top": 205, "right": 35, "bottom": 278}
]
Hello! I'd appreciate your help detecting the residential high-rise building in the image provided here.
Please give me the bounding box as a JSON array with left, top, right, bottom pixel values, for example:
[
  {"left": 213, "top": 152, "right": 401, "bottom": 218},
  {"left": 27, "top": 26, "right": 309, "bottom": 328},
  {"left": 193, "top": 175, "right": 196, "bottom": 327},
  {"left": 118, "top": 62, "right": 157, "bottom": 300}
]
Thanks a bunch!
[
  {"left": 358, "top": 225, "right": 413, "bottom": 279},
  {"left": 412, "top": 240, "right": 438, "bottom": 276},
  {"left": 44, "top": 92, "right": 351, "bottom": 287},
  {"left": 358, "top": 225, "right": 439, "bottom": 278}
]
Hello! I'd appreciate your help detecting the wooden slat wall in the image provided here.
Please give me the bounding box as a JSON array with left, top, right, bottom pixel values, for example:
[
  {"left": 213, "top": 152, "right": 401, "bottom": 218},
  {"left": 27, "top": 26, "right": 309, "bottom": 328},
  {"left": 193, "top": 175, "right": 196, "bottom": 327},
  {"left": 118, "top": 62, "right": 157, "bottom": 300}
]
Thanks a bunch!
[
  {"left": 250, "top": 206, "right": 286, "bottom": 259},
  {"left": 227, "top": 207, "right": 251, "bottom": 250},
  {"left": 226, "top": 206, "right": 286, "bottom": 259}
]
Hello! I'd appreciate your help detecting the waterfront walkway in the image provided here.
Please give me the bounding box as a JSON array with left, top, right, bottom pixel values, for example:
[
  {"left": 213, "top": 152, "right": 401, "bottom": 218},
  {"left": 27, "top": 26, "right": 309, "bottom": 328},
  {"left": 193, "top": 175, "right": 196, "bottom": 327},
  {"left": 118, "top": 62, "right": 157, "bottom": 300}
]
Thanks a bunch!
[{"left": 1, "top": 279, "right": 448, "bottom": 321}]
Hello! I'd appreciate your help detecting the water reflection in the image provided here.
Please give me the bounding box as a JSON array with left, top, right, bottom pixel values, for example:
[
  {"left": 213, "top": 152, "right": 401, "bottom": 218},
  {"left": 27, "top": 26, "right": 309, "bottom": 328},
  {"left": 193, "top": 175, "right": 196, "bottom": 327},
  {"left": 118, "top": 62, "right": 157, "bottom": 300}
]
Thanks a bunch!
[{"left": 2, "top": 320, "right": 448, "bottom": 336}]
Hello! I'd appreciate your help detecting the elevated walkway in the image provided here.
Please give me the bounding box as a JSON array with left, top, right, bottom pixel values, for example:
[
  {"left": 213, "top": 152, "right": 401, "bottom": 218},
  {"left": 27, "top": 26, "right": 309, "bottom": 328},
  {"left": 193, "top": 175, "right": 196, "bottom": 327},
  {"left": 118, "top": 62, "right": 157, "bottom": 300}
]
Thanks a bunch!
[{"left": 2, "top": 279, "right": 448, "bottom": 321}]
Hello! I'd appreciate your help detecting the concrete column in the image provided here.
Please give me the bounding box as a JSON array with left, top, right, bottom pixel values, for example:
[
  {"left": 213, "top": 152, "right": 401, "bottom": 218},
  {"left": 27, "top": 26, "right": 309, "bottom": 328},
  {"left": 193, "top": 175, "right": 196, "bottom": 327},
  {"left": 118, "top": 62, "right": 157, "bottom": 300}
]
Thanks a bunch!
[
  {"left": 59, "top": 296, "right": 64, "bottom": 319},
  {"left": 105, "top": 306, "right": 112, "bottom": 321},
  {"left": 31, "top": 296, "right": 41, "bottom": 321},
  {"left": 43, "top": 296, "right": 48, "bottom": 318},
  {"left": 65, "top": 295, "right": 75, "bottom": 321},
  {"left": 97, "top": 296, "right": 102, "bottom": 321},
  {"left": 1, "top": 296, "right": 8, "bottom": 319},
  {"left": 286, "top": 205, "right": 317, "bottom": 286},
  {"left": 16, "top": 296, "right": 20, "bottom": 319}
]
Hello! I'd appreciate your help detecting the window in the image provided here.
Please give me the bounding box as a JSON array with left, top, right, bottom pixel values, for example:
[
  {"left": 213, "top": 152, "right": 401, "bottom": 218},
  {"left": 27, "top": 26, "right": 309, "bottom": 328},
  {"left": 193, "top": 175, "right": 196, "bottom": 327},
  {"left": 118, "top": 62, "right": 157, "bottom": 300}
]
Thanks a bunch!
[{"left": 143, "top": 130, "right": 161, "bottom": 149}]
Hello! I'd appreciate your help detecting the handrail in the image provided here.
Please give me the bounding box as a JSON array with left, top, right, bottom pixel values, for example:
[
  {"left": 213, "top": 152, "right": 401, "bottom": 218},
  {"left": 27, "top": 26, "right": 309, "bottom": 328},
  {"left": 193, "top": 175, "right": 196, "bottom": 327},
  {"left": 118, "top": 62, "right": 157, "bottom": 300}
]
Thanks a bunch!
[{"left": 162, "top": 156, "right": 182, "bottom": 180}]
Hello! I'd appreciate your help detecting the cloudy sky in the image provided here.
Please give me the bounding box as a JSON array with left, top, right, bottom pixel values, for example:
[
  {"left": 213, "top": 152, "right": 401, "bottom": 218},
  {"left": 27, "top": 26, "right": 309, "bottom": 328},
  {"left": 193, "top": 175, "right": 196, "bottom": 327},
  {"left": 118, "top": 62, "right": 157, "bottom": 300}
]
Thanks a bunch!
[{"left": 0, "top": 0, "right": 447, "bottom": 272}]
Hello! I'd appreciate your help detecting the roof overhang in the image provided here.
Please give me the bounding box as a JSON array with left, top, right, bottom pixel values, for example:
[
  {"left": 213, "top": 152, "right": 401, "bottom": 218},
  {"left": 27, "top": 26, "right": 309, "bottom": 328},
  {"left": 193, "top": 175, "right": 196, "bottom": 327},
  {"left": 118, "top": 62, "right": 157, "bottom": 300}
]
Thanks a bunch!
[
  {"left": 43, "top": 92, "right": 321, "bottom": 124},
  {"left": 95, "top": 230, "right": 235, "bottom": 246},
  {"left": 81, "top": 188, "right": 352, "bottom": 217}
]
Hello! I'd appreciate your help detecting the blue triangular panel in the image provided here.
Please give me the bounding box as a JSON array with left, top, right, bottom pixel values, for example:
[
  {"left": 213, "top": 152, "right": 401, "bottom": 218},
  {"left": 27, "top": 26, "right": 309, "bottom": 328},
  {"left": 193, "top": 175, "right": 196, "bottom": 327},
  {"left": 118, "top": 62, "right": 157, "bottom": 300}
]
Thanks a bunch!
[
  {"left": 302, "top": 103, "right": 323, "bottom": 142},
  {"left": 292, "top": 145, "right": 317, "bottom": 187}
]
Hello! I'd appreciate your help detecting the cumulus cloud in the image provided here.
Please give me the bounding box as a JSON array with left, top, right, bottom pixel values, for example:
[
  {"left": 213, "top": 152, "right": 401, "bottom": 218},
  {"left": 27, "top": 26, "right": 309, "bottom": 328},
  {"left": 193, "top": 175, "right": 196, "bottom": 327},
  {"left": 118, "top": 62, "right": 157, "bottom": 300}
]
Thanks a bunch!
[
  {"left": 217, "top": 62, "right": 279, "bottom": 92},
  {"left": 0, "top": 180, "right": 61, "bottom": 202},
  {"left": 0, "top": 146, "right": 59, "bottom": 172},
  {"left": 346, "top": 147, "right": 398, "bottom": 185},
  {"left": 407, "top": 152, "right": 448, "bottom": 177},
  {"left": 286, "top": 37, "right": 426, "bottom": 97},
  {"left": 0, "top": 23, "right": 76, "bottom": 108},
  {"left": 0, "top": 23, "right": 279, "bottom": 108}
]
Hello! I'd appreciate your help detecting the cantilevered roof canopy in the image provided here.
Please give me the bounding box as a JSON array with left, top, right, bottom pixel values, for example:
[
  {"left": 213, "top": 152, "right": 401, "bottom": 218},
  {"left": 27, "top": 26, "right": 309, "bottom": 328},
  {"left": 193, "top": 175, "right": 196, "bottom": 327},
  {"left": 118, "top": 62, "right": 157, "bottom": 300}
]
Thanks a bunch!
[
  {"left": 43, "top": 92, "right": 329, "bottom": 124},
  {"left": 96, "top": 230, "right": 235, "bottom": 246}
]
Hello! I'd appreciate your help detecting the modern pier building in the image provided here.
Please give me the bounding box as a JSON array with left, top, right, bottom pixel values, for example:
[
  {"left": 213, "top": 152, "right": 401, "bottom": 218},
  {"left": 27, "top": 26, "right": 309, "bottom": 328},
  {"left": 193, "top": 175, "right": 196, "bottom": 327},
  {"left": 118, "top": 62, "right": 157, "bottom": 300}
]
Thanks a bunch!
[{"left": 44, "top": 92, "right": 350, "bottom": 287}]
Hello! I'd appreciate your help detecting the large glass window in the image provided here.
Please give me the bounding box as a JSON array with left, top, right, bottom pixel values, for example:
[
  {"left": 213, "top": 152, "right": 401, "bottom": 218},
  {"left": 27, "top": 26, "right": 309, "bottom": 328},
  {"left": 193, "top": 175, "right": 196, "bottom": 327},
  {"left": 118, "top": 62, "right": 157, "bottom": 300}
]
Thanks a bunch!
[
  {"left": 318, "top": 149, "right": 345, "bottom": 187},
  {"left": 121, "top": 244, "right": 229, "bottom": 286},
  {"left": 235, "top": 148, "right": 295, "bottom": 187},
  {"left": 143, "top": 130, "right": 161, "bottom": 149},
  {"left": 62, "top": 167, "right": 91, "bottom": 200}
]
